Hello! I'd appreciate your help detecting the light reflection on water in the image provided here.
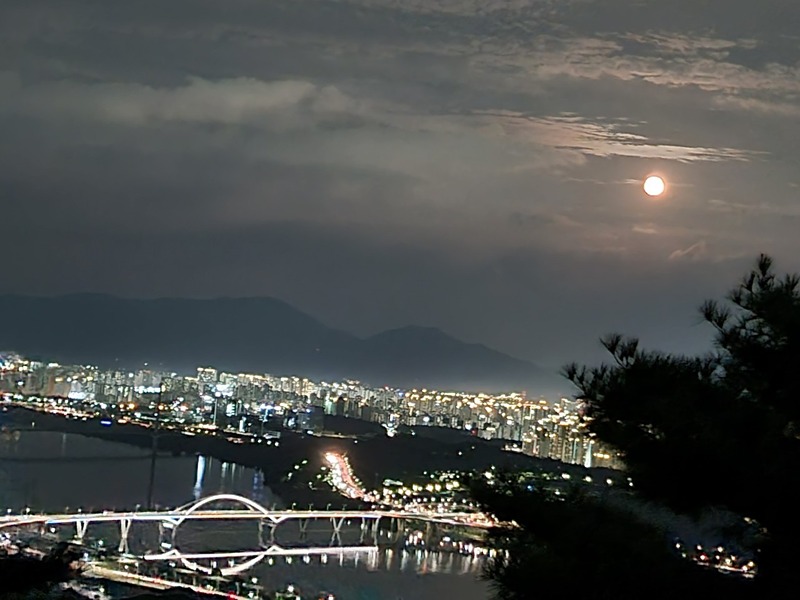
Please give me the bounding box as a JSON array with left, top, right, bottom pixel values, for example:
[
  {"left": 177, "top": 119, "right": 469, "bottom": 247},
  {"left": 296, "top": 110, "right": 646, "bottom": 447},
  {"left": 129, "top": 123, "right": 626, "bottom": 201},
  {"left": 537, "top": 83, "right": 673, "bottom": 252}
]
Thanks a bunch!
[
  {"left": 0, "top": 430, "right": 278, "bottom": 511},
  {"left": 0, "top": 431, "right": 487, "bottom": 599}
]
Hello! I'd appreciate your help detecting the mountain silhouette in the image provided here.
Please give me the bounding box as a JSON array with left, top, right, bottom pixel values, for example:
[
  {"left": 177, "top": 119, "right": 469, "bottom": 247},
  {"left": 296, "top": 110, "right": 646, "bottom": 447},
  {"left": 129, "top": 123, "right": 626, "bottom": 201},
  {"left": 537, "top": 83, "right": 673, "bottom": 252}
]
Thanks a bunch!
[{"left": 0, "top": 294, "right": 561, "bottom": 393}]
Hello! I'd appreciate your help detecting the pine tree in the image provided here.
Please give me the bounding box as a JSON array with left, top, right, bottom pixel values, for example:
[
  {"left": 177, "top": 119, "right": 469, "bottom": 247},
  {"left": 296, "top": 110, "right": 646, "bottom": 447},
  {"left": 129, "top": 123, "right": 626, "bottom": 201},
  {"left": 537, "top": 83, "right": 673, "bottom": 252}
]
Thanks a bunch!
[{"left": 476, "top": 255, "right": 800, "bottom": 598}]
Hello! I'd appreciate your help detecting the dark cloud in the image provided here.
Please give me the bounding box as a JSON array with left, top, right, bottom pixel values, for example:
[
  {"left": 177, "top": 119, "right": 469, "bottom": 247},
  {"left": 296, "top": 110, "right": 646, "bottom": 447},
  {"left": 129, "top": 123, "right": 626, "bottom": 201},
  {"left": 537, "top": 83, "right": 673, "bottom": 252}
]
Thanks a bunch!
[{"left": 1, "top": 0, "right": 799, "bottom": 372}]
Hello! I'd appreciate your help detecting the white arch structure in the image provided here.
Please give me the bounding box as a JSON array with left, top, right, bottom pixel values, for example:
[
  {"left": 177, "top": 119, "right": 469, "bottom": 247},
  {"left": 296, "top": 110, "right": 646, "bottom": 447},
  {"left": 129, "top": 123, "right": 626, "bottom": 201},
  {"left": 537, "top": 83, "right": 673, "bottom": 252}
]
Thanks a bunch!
[
  {"left": 153, "top": 494, "right": 385, "bottom": 576},
  {"left": 178, "top": 493, "right": 269, "bottom": 514},
  {"left": 0, "top": 494, "right": 491, "bottom": 576}
]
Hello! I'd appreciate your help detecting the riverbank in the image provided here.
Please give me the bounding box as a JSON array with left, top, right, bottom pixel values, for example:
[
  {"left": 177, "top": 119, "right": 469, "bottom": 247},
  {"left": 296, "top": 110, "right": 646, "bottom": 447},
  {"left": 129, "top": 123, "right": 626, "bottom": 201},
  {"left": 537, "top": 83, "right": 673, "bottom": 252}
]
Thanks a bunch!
[{"left": 2, "top": 403, "right": 606, "bottom": 507}]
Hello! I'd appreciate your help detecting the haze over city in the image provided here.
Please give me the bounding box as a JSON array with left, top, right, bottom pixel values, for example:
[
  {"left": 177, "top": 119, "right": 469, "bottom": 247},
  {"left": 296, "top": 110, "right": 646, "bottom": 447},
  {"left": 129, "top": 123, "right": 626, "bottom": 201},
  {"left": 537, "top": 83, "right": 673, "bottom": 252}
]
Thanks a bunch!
[{"left": 3, "top": 1, "right": 799, "bottom": 369}]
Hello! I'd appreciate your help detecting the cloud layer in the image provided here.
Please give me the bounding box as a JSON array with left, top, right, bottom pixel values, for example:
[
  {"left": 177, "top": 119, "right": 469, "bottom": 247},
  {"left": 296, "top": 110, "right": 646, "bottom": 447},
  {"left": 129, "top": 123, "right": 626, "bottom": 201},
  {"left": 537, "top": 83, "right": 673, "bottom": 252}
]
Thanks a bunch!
[{"left": 1, "top": 0, "right": 799, "bottom": 373}]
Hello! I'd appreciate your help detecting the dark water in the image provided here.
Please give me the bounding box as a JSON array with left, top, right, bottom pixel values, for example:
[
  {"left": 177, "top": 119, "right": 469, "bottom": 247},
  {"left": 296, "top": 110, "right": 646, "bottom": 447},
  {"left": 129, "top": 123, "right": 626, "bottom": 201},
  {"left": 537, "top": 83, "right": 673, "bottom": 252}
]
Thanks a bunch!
[
  {"left": 0, "top": 430, "right": 487, "bottom": 599},
  {"left": 0, "top": 430, "right": 276, "bottom": 511}
]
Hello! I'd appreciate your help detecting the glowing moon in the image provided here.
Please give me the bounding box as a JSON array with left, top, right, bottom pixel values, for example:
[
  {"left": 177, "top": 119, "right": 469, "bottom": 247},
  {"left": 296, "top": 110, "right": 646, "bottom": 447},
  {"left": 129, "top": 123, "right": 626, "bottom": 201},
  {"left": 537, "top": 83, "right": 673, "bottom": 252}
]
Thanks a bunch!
[{"left": 643, "top": 175, "right": 666, "bottom": 197}]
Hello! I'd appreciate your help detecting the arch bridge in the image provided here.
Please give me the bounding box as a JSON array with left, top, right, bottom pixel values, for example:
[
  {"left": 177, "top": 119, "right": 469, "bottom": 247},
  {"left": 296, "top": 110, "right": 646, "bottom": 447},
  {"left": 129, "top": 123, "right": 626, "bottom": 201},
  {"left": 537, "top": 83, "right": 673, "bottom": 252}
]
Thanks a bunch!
[{"left": 0, "top": 494, "right": 491, "bottom": 576}]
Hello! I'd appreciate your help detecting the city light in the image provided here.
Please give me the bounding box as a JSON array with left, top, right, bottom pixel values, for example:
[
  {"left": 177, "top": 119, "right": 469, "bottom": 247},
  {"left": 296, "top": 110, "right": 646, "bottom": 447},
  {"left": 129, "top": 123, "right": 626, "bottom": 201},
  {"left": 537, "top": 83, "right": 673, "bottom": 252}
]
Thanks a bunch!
[{"left": 0, "top": 352, "right": 619, "bottom": 470}]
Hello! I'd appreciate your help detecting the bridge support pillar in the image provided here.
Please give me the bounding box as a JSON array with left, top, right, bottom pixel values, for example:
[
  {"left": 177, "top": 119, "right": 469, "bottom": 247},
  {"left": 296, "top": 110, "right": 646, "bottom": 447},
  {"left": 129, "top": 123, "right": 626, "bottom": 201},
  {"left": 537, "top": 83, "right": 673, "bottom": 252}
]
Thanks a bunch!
[
  {"left": 118, "top": 518, "right": 132, "bottom": 554},
  {"left": 258, "top": 519, "right": 277, "bottom": 548},
  {"left": 157, "top": 520, "right": 177, "bottom": 553},
  {"left": 74, "top": 520, "right": 89, "bottom": 543},
  {"left": 424, "top": 521, "right": 438, "bottom": 547},
  {"left": 394, "top": 518, "right": 406, "bottom": 544},
  {"left": 330, "top": 516, "right": 345, "bottom": 546},
  {"left": 299, "top": 518, "right": 309, "bottom": 541},
  {"left": 359, "top": 517, "right": 375, "bottom": 544}
]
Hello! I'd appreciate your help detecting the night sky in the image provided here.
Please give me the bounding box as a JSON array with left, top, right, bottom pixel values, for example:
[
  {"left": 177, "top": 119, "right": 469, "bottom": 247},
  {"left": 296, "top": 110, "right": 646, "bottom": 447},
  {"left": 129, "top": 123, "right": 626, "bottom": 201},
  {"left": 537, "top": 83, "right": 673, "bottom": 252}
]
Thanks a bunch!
[{"left": 2, "top": 1, "right": 799, "bottom": 369}]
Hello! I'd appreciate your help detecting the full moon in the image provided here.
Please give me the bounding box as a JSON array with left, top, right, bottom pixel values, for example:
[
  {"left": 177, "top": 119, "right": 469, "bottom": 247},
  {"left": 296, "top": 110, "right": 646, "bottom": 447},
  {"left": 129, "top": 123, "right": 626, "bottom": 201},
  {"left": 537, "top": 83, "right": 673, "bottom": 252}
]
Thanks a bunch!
[{"left": 643, "top": 175, "right": 666, "bottom": 197}]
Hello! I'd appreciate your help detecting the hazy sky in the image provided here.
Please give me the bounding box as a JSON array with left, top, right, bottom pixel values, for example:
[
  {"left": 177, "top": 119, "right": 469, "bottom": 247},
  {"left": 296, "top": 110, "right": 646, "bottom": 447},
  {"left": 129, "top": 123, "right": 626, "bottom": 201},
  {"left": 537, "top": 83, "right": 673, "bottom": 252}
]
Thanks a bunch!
[{"left": 2, "top": 1, "right": 799, "bottom": 368}]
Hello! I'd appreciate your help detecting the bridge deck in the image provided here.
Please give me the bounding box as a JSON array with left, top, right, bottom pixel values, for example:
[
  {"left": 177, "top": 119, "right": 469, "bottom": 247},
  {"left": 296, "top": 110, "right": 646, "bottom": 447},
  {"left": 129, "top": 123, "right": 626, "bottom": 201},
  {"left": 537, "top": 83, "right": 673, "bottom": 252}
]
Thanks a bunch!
[
  {"left": 0, "top": 493, "right": 493, "bottom": 530},
  {"left": 0, "top": 509, "right": 490, "bottom": 529}
]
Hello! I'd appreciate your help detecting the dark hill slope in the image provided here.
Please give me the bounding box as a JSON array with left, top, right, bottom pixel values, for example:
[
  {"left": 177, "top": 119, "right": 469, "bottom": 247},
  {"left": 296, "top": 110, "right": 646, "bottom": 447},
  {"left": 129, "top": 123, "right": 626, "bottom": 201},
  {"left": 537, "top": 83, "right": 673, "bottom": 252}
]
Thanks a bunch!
[{"left": 0, "top": 294, "right": 559, "bottom": 392}]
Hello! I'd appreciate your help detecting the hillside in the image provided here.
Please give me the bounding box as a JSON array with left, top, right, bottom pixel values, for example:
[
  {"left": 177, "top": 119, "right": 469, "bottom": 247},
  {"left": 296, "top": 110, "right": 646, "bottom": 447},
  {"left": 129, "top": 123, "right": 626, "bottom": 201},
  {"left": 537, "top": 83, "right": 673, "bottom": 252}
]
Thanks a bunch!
[{"left": 0, "top": 294, "right": 561, "bottom": 393}]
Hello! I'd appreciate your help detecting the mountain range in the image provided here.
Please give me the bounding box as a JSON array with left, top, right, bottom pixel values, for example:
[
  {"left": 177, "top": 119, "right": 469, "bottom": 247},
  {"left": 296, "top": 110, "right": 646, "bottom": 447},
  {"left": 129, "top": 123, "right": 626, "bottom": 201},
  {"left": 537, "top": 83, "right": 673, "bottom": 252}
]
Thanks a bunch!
[{"left": 0, "top": 294, "right": 564, "bottom": 393}]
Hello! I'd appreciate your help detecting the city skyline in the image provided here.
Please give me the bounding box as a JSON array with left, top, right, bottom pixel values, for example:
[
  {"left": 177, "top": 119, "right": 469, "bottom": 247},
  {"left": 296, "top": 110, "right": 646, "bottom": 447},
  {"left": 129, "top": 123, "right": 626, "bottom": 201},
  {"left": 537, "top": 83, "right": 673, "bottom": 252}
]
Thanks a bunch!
[
  {"left": 3, "top": 1, "right": 800, "bottom": 368},
  {"left": 1, "top": 350, "right": 617, "bottom": 469}
]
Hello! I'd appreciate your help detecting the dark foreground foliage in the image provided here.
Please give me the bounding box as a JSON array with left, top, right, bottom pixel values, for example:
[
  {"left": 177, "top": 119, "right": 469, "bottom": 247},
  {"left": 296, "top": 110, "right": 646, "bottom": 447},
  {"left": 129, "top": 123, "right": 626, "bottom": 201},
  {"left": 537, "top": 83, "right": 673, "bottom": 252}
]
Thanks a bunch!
[
  {"left": 477, "top": 256, "right": 800, "bottom": 599},
  {"left": 471, "top": 473, "right": 752, "bottom": 600},
  {"left": 0, "top": 542, "right": 80, "bottom": 595}
]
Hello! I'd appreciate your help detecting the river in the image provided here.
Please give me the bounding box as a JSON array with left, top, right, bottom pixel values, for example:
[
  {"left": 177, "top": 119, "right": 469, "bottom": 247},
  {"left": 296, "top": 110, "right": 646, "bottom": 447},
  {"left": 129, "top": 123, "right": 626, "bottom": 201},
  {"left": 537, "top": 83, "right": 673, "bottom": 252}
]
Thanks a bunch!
[{"left": 0, "top": 429, "right": 488, "bottom": 600}]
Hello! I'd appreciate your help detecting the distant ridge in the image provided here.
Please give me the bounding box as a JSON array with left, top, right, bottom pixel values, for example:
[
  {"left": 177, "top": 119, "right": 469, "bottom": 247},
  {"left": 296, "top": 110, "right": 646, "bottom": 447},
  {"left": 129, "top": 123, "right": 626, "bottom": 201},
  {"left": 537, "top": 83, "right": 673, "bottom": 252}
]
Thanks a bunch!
[{"left": 0, "top": 293, "right": 562, "bottom": 393}]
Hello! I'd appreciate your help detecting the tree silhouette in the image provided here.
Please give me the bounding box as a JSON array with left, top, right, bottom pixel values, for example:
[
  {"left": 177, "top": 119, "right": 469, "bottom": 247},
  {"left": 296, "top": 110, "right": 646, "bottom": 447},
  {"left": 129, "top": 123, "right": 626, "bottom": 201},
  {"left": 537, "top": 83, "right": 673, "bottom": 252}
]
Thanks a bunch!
[
  {"left": 471, "top": 472, "right": 749, "bottom": 600},
  {"left": 476, "top": 255, "right": 800, "bottom": 598},
  {"left": 0, "top": 542, "right": 81, "bottom": 595}
]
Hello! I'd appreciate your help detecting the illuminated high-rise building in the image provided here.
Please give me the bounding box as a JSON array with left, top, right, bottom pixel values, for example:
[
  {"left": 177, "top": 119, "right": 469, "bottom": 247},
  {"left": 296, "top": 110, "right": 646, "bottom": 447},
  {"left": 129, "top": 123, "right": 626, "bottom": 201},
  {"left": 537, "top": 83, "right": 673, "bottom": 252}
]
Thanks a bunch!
[{"left": 197, "top": 367, "right": 218, "bottom": 385}]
